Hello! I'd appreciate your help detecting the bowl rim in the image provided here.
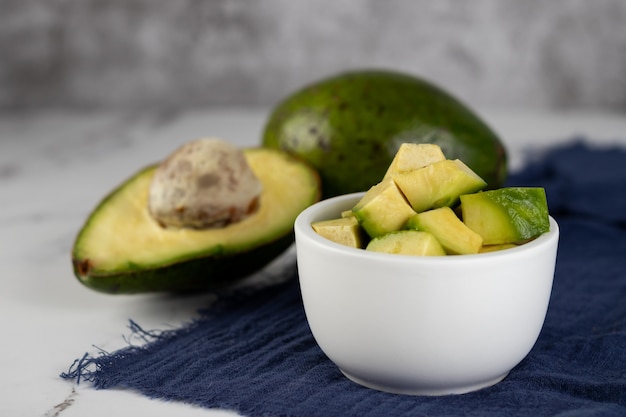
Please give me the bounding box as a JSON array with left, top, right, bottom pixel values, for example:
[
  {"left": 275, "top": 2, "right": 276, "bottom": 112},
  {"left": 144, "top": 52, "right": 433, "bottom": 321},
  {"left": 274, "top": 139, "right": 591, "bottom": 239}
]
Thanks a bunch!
[{"left": 295, "top": 192, "right": 560, "bottom": 264}]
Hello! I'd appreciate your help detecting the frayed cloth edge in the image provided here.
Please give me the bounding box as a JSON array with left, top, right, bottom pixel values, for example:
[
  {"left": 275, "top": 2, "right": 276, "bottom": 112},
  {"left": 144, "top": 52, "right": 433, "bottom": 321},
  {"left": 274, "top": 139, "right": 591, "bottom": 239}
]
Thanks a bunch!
[{"left": 60, "top": 319, "right": 178, "bottom": 388}]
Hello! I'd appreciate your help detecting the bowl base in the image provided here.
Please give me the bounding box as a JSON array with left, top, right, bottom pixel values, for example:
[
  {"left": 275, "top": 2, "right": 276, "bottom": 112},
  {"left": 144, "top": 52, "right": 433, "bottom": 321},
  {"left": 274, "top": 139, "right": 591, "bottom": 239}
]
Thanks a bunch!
[{"left": 339, "top": 369, "right": 509, "bottom": 396}]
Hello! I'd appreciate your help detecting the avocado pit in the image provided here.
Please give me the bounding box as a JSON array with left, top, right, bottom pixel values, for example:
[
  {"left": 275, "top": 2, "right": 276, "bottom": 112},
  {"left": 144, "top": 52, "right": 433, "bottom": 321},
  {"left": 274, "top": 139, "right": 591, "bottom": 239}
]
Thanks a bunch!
[{"left": 148, "top": 138, "right": 263, "bottom": 229}]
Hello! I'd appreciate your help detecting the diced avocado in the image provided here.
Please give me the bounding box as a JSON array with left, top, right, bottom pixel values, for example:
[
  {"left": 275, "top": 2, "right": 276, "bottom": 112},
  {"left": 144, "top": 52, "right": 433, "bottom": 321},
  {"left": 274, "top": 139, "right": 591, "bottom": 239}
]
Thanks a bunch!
[
  {"left": 460, "top": 187, "right": 550, "bottom": 245},
  {"left": 366, "top": 230, "right": 446, "bottom": 256},
  {"left": 341, "top": 209, "right": 355, "bottom": 218},
  {"left": 383, "top": 143, "right": 446, "bottom": 179},
  {"left": 479, "top": 243, "right": 518, "bottom": 253},
  {"left": 352, "top": 178, "right": 417, "bottom": 238},
  {"left": 72, "top": 148, "right": 321, "bottom": 294},
  {"left": 392, "top": 159, "right": 487, "bottom": 212},
  {"left": 312, "top": 216, "right": 366, "bottom": 249},
  {"left": 405, "top": 207, "right": 483, "bottom": 255}
]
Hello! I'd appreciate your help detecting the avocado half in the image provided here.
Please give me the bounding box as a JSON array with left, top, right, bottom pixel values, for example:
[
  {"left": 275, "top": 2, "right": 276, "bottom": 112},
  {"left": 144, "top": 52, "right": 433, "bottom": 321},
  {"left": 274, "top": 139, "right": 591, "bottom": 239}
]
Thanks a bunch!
[
  {"left": 262, "top": 69, "right": 508, "bottom": 198},
  {"left": 72, "top": 148, "right": 321, "bottom": 294}
]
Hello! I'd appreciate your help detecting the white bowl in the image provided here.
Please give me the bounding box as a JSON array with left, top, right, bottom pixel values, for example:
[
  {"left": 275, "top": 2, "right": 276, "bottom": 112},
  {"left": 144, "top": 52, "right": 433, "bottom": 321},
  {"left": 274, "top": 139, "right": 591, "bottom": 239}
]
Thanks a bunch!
[{"left": 294, "top": 192, "right": 559, "bottom": 396}]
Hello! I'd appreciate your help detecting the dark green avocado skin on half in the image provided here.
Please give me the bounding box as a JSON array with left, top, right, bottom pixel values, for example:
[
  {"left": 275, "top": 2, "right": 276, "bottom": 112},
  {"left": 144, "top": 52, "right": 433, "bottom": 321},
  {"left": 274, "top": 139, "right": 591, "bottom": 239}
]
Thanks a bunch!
[
  {"left": 73, "top": 233, "right": 294, "bottom": 294},
  {"left": 262, "top": 69, "right": 507, "bottom": 199}
]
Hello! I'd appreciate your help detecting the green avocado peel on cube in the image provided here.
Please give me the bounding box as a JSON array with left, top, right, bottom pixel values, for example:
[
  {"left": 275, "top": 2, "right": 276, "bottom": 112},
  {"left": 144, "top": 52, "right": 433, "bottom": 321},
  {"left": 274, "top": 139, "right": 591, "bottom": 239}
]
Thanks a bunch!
[
  {"left": 72, "top": 146, "right": 321, "bottom": 294},
  {"left": 460, "top": 187, "right": 550, "bottom": 245},
  {"left": 262, "top": 69, "right": 507, "bottom": 198}
]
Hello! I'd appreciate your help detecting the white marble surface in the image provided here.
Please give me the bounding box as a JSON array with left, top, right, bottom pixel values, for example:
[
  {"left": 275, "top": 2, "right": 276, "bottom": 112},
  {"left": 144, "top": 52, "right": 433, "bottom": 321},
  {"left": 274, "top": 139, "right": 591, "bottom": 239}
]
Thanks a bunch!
[{"left": 1, "top": 108, "right": 626, "bottom": 416}]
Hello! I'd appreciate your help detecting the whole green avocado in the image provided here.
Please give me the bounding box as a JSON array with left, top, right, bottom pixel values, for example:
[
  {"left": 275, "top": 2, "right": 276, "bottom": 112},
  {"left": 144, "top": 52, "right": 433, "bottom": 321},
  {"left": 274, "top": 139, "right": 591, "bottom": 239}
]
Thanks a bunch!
[{"left": 262, "top": 69, "right": 507, "bottom": 199}]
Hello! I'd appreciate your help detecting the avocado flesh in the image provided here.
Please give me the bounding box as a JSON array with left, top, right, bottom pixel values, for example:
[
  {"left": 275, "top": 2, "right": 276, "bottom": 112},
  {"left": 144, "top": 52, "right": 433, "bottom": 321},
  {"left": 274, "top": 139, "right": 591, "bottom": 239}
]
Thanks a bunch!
[
  {"left": 406, "top": 207, "right": 483, "bottom": 255},
  {"left": 366, "top": 230, "right": 445, "bottom": 256},
  {"left": 352, "top": 177, "right": 416, "bottom": 238},
  {"left": 311, "top": 217, "right": 365, "bottom": 249},
  {"left": 392, "top": 159, "right": 487, "bottom": 212},
  {"left": 72, "top": 148, "right": 321, "bottom": 294},
  {"left": 383, "top": 143, "right": 446, "bottom": 179},
  {"left": 460, "top": 187, "right": 549, "bottom": 245},
  {"left": 479, "top": 243, "right": 518, "bottom": 253},
  {"left": 262, "top": 69, "right": 507, "bottom": 198}
]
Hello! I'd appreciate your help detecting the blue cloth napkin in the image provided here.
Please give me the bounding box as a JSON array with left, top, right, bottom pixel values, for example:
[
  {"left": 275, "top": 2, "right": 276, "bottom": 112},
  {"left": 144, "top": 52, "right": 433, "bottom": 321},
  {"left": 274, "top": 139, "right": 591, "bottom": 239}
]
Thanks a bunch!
[{"left": 63, "top": 141, "right": 626, "bottom": 417}]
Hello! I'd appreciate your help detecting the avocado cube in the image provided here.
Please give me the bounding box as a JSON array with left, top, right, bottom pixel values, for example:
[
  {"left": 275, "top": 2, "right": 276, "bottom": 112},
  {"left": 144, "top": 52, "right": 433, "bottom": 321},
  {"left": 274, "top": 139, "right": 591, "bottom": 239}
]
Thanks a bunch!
[
  {"left": 479, "top": 243, "right": 518, "bottom": 253},
  {"left": 383, "top": 143, "right": 446, "bottom": 179},
  {"left": 341, "top": 209, "right": 355, "bottom": 218},
  {"left": 312, "top": 216, "right": 366, "bottom": 249},
  {"left": 366, "top": 230, "right": 446, "bottom": 256},
  {"left": 460, "top": 187, "right": 550, "bottom": 245},
  {"left": 405, "top": 207, "right": 483, "bottom": 255},
  {"left": 352, "top": 178, "right": 416, "bottom": 238},
  {"left": 392, "top": 159, "right": 487, "bottom": 212}
]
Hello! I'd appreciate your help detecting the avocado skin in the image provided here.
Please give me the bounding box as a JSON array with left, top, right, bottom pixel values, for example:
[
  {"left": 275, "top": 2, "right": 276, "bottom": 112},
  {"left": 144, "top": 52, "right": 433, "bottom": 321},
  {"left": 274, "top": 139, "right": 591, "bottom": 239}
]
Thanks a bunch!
[
  {"left": 262, "top": 69, "right": 507, "bottom": 199},
  {"left": 73, "top": 233, "right": 295, "bottom": 294}
]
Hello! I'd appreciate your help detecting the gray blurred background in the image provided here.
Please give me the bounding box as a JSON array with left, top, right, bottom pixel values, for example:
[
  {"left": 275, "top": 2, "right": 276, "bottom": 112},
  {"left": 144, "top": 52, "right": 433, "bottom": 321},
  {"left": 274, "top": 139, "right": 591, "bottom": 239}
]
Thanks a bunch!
[{"left": 2, "top": 0, "right": 625, "bottom": 113}]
